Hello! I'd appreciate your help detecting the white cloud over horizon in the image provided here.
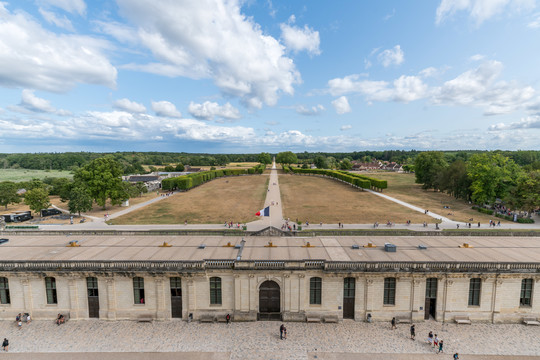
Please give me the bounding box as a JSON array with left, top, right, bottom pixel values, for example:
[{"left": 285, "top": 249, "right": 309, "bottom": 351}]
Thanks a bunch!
[
  {"left": 113, "top": 98, "right": 147, "bottom": 113},
  {"left": 151, "top": 101, "right": 182, "bottom": 118},
  {"left": 188, "top": 101, "right": 241, "bottom": 121},
  {"left": 116, "top": 0, "right": 301, "bottom": 109}
]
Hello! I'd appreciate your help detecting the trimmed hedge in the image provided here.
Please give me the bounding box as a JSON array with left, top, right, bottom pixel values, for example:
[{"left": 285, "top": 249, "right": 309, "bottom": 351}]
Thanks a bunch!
[
  {"left": 162, "top": 164, "right": 265, "bottom": 191},
  {"left": 289, "top": 168, "right": 385, "bottom": 190},
  {"left": 517, "top": 218, "right": 535, "bottom": 224}
]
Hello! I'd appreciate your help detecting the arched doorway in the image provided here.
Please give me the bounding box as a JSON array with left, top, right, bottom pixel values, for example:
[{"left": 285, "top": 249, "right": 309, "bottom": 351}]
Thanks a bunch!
[{"left": 258, "top": 280, "right": 281, "bottom": 320}]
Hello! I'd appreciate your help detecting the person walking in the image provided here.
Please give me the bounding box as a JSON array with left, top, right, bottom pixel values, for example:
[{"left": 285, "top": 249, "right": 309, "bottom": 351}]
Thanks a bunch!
[
  {"left": 427, "top": 331, "right": 433, "bottom": 345},
  {"left": 391, "top": 317, "right": 396, "bottom": 330},
  {"left": 283, "top": 326, "right": 287, "bottom": 340},
  {"left": 2, "top": 338, "right": 8, "bottom": 352},
  {"left": 433, "top": 334, "right": 439, "bottom": 348},
  {"left": 410, "top": 324, "right": 415, "bottom": 340},
  {"left": 279, "top": 324, "right": 284, "bottom": 340},
  {"left": 437, "top": 340, "right": 444, "bottom": 354}
]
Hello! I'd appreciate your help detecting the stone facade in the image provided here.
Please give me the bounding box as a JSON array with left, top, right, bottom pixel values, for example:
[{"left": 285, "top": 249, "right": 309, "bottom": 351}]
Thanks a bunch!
[{"left": 0, "top": 264, "right": 538, "bottom": 324}]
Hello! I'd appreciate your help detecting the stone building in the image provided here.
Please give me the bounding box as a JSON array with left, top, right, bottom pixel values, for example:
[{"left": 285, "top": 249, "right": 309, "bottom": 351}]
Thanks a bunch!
[{"left": 0, "top": 234, "right": 538, "bottom": 324}]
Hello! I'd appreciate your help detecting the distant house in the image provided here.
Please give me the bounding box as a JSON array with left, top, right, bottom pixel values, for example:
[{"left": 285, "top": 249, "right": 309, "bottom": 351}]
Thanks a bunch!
[
  {"left": 351, "top": 161, "right": 382, "bottom": 171},
  {"left": 124, "top": 175, "right": 161, "bottom": 191},
  {"left": 184, "top": 166, "right": 202, "bottom": 172}
]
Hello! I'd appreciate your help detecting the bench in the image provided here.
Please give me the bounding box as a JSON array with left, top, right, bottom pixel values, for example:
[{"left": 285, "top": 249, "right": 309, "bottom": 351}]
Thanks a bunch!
[
  {"left": 217, "top": 315, "right": 232, "bottom": 323},
  {"left": 523, "top": 317, "right": 540, "bottom": 326},
  {"left": 200, "top": 315, "right": 215, "bottom": 323},
  {"left": 306, "top": 316, "right": 321, "bottom": 323},
  {"left": 137, "top": 315, "right": 153, "bottom": 323},
  {"left": 396, "top": 315, "right": 412, "bottom": 324},
  {"left": 324, "top": 315, "right": 339, "bottom": 323},
  {"left": 454, "top": 316, "right": 471, "bottom": 325}
]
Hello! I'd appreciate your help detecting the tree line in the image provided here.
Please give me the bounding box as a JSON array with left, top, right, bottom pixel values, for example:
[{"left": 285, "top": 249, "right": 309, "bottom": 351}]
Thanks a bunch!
[
  {"left": 414, "top": 151, "right": 540, "bottom": 216},
  {"left": 0, "top": 157, "right": 148, "bottom": 216}
]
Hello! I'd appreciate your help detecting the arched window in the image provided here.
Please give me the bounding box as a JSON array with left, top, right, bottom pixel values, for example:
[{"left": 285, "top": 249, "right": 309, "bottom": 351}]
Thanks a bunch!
[
  {"left": 0, "top": 277, "right": 10, "bottom": 304},
  {"left": 310, "top": 277, "right": 322, "bottom": 305},
  {"left": 209, "top": 277, "right": 222, "bottom": 305},
  {"left": 45, "top": 277, "right": 57, "bottom": 304},
  {"left": 133, "top": 277, "right": 145, "bottom": 304},
  {"left": 383, "top": 278, "right": 396, "bottom": 305}
]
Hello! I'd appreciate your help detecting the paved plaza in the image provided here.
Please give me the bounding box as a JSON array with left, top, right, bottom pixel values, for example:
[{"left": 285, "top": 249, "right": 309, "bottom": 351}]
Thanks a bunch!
[{"left": 1, "top": 319, "right": 539, "bottom": 359}]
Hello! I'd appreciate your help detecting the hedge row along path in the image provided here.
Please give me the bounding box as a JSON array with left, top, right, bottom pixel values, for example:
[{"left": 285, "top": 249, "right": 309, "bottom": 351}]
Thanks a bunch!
[{"left": 33, "top": 162, "right": 540, "bottom": 231}]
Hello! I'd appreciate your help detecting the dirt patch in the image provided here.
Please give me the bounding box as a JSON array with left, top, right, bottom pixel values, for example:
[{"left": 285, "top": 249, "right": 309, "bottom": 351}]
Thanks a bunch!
[
  {"left": 279, "top": 175, "right": 433, "bottom": 224},
  {"left": 110, "top": 175, "right": 268, "bottom": 224}
]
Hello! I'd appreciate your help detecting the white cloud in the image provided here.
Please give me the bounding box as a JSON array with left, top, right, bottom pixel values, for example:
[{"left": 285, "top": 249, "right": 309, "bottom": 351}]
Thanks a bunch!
[
  {"left": 436, "top": 0, "right": 535, "bottom": 25},
  {"left": 419, "top": 67, "right": 437, "bottom": 78},
  {"left": 328, "top": 60, "right": 535, "bottom": 114},
  {"left": 20, "top": 89, "right": 56, "bottom": 113},
  {"left": 116, "top": 0, "right": 300, "bottom": 108},
  {"left": 188, "top": 101, "right": 241, "bottom": 120},
  {"left": 93, "top": 21, "right": 138, "bottom": 44},
  {"left": 332, "top": 96, "right": 351, "bottom": 114},
  {"left": 489, "top": 116, "right": 540, "bottom": 130},
  {"left": 0, "top": 4, "right": 116, "bottom": 92},
  {"left": 38, "top": 0, "right": 86, "bottom": 15},
  {"left": 377, "top": 45, "right": 404, "bottom": 67},
  {"left": 151, "top": 101, "right": 182, "bottom": 118},
  {"left": 328, "top": 74, "right": 427, "bottom": 103},
  {"left": 470, "top": 54, "right": 485, "bottom": 61},
  {"left": 340, "top": 125, "right": 352, "bottom": 131},
  {"left": 38, "top": 8, "right": 74, "bottom": 31},
  {"left": 432, "top": 60, "right": 535, "bottom": 114},
  {"left": 528, "top": 12, "right": 540, "bottom": 28},
  {"left": 295, "top": 104, "right": 324, "bottom": 116},
  {"left": 113, "top": 98, "right": 146, "bottom": 113},
  {"left": 280, "top": 19, "right": 321, "bottom": 55}
]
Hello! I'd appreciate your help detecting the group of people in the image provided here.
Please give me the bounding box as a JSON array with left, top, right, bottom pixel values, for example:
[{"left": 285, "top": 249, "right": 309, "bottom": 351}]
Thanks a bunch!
[
  {"left": 426, "top": 330, "right": 444, "bottom": 354},
  {"left": 15, "top": 313, "right": 30, "bottom": 327},
  {"left": 56, "top": 314, "right": 66, "bottom": 325},
  {"left": 489, "top": 220, "right": 501, "bottom": 227},
  {"left": 224, "top": 221, "right": 243, "bottom": 229}
]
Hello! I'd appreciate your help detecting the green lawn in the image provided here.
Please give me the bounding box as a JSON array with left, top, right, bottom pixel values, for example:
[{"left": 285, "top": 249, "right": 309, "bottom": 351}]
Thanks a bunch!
[{"left": 0, "top": 169, "right": 73, "bottom": 182}]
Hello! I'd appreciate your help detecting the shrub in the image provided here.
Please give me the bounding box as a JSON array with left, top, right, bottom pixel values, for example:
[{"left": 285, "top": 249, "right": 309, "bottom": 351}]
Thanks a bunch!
[
  {"left": 517, "top": 218, "right": 535, "bottom": 224},
  {"left": 473, "top": 206, "right": 494, "bottom": 215}
]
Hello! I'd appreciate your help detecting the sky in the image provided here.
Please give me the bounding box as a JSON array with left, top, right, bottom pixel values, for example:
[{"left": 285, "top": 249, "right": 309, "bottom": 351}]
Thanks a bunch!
[{"left": 1, "top": 0, "right": 540, "bottom": 153}]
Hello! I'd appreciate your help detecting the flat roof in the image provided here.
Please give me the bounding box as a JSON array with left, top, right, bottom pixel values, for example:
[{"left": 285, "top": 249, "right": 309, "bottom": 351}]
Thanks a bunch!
[{"left": 0, "top": 235, "right": 539, "bottom": 263}]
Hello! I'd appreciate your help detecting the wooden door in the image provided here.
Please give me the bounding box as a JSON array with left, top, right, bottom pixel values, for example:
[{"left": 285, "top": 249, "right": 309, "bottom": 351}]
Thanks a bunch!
[
  {"left": 343, "top": 277, "right": 355, "bottom": 319},
  {"left": 86, "top": 277, "right": 99, "bottom": 318},
  {"left": 259, "top": 281, "right": 280, "bottom": 317},
  {"left": 170, "top": 277, "right": 182, "bottom": 318}
]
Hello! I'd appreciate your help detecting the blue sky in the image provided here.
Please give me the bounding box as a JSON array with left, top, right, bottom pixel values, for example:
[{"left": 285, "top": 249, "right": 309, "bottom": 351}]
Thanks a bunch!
[{"left": 1, "top": 0, "right": 540, "bottom": 153}]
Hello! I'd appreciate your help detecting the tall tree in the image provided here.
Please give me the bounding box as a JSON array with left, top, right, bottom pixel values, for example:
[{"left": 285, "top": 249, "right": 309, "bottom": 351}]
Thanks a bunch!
[
  {"left": 314, "top": 155, "right": 329, "bottom": 169},
  {"left": 340, "top": 158, "right": 353, "bottom": 170},
  {"left": 468, "top": 153, "right": 521, "bottom": 205},
  {"left": 68, "top": 185, "right": 93, "bottom": 216},
  {"left": 0, "top": 181, "right": 20, "bottom": 210},
  {"left": 24, "top": 187, "right": 50, "bottom": 216},
  {"left": 505, "top": 170, "right": 540, "bottom": 215},
  {"left": 414, "top": 152, "right": 448, "bottom": 190},
  {"left": 276, "top": 151, "right": 298, "bottom": 165},
  {"left": 258, "top": 152, "right": 272, "bottom": 165},
  {"left": 73, "top": 156, "right": 128, "bottom": 209}
]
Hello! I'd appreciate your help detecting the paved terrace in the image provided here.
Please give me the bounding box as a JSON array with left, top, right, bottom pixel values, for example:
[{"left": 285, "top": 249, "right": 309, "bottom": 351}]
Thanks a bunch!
[{"left": 0, "top": 319, "right": 538, "bottom": 359}]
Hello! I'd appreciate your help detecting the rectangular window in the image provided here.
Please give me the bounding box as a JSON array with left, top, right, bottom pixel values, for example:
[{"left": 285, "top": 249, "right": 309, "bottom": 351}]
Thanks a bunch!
[
  {"left": 384, "top": 278, "right": 396, "bottom": 305},
  {"left": 170, "top": 277, "right": 182, "bottom": 297},
  {"left": 209, "top": 277, "right": 222, "bottom": 305},
  {"left": 133, "top": 277, "right": 145, "bottom": 304},
  {"left": 520, "top": 279, "right": 533, "bottom": 307},
  {"left": 0, "top": 277, "right": 10, "bottom": 304},
  {"left": 45, "top": 277, "right": 57, "bottom": 305},
  {"left": 87, "top": 277, "right": 98, "bottom": 297},
  {"left": 310, "top": 277, "right": 322, "bottom": 305},
  {"left": 468, "top": 278, "right": 481, "bottom": 306}
]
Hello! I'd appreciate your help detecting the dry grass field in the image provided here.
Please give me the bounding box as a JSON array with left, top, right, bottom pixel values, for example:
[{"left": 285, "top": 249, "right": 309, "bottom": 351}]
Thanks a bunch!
[
  {"left": 110, "top": 175, "right": 268, "bottom": 224},
  {"left": 362, "top": 171, "right": 512, "bottom": 223},
  {"left": 279, "top": 175, "right": 433, "bottom": 224}
]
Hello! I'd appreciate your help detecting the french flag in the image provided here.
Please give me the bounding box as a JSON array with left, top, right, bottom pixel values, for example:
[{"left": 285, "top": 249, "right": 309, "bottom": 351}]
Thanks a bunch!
[{"left": 255, "top": 206, "right": 270, "bottom": 217}]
